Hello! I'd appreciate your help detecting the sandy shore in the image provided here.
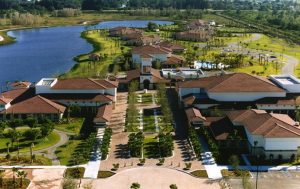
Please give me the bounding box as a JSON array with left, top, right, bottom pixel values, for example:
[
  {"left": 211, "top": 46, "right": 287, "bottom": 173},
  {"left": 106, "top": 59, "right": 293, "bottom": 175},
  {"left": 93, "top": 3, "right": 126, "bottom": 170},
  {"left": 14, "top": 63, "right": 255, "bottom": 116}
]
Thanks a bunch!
[{"left": 0, "top": 35, "right": 4, "bottom": 41}]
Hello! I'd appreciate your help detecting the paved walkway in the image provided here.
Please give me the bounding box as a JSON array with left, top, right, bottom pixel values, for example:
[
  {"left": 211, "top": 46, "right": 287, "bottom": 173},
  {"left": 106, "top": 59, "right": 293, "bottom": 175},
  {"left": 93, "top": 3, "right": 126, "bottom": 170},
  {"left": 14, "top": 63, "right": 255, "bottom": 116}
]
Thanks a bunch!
[
  {"left": 108, "top": 92, "right": 128, "bottom": 133},
  {"left": 80, "top": 167, "right": 220, "bottom": 189},
  {"left": 83, "top": 128, "right": 105, "bottom": 178}
]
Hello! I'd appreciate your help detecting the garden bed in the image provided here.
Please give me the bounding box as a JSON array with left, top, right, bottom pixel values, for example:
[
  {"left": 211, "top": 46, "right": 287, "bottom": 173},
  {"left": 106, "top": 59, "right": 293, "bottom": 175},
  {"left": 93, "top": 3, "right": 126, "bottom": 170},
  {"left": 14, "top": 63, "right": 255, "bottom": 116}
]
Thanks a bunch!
[
  {"left": 64, "top": 167, "right": 85, "bottom": 179},
  {"left": 0, "top": 178, "right": 30, "bottom": 189},
  {"left": 190, "top": 170, "right": 208, "bottom": 178},
  {"left": 0, "top": 155, "right": 51, "bottom": 166},
  {"left": 97, "top": 171, "right": 115, "bottom": 178},
  {"left": 221, "top": 169, "right": 251, "bottom": 178}
]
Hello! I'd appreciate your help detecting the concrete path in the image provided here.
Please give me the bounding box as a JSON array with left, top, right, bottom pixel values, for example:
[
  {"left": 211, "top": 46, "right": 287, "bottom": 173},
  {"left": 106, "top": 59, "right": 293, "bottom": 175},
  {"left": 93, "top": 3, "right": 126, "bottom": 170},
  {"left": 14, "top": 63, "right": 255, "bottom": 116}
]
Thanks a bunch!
[
  {"left": 83, "top": 128, "right": 105, "bottom": 178},
  {"left": 80, "top": 167, "right": 220, "bottom": 189}
]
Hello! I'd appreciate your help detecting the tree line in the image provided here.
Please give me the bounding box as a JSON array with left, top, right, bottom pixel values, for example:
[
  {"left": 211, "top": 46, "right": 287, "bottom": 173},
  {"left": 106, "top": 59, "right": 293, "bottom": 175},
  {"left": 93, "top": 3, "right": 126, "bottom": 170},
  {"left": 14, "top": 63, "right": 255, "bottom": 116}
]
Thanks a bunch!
[{"left": 0, "top": 0, "right": 298, "bottom": 11}]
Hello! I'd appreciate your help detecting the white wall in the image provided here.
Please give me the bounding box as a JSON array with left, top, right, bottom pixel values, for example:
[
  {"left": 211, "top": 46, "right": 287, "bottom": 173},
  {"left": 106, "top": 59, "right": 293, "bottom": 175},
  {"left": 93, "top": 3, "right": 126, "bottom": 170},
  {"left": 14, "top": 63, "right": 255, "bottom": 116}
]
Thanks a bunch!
[
  {"left": 179, "top": 88, "right": 201, "bottom": 99},
  {"left": 265, "top": 138, "right": 300, "bottom": 151},
  {"left": 257, "top": 104, "right": 295, "bottom": 110},
  {"left": 208, "top": 92, "right": 286, "bottom": 102}
]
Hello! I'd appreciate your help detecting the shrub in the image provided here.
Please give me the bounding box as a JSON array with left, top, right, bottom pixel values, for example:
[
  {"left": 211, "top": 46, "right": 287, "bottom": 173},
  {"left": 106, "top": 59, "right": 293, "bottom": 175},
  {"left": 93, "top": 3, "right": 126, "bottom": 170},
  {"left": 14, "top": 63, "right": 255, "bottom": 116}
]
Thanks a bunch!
[
  {"left": 184, "top": 162, "right": 192, "bottom": 170},
  {"left": 128, "top": 132, "right": 144, "bottom": 157},
  {"left": 170, "top": 184, "right": 178, "bottom": 189},
  {"left": 61, "top": 178, "right": 77, "bottom": 189},
  {"left": 112, "top": 163, "right": 119, "bottom": 171},
  {"left": 101, "top": 128, "right": 112, "bottom": 160},
  {"left": 131, "top": 182, "right": 141, "bottom": 189}
]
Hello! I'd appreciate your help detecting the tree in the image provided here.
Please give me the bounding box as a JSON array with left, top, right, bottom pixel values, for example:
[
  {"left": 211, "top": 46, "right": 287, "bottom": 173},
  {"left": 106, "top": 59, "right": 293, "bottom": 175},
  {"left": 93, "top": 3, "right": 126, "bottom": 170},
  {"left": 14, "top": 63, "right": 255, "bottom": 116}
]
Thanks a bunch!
[
  {"left": 130, "top": 182, "right": 141, "bottom": 189},
  {"left": 12, "top": 167, "right": 19, "bottom": 186},
  {"left": 170, "top": 184, "right": 178, "bottom": 189},
  {"left": 17, "top": 170, "right": 27, "bottom": 188},
  {"left": 61, "top": 178, "right": 77, "bottom": 189},
  {"left": 24, "top": 117, "right": 38, "bottom": 128},
  {"left": 228, "top": 155, "right": 240, "bottom": 171},
  {"left": 147, "top": 22, "right": 158, "bottom": 31},
  {"left": 24, "top": 128, "right": 41, "bottom": 141}
]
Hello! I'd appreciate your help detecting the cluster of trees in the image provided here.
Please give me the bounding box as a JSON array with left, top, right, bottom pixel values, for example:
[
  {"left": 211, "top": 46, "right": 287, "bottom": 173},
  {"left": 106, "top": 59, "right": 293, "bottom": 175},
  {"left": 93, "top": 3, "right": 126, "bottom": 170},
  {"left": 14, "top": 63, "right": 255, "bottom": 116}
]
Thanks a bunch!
[
  {"left": 156, "top": 84, "right": 173, "bottom": 131},
  {"left": 126, "top": 81, "right": 139, "bottom": 131},
  {"left": 100, "top": 128, "right": 112, "bottom": 160},
  {"left": 188, "top": 127, "right": 202, "bottom": 158},
  {"left": 52, "top": 8, "right": 81, "bottom": 17},
  {"left": 70, "top": 132, "right": 97, "bottom": 165},
  {"left": 158, "top": 132, "right": 173, "bottom": 157},
  {"left": 1, "top": 0, "right": 297, "bottom": 11},
  {"left": 10, "top": 12, "right": 44, "bottom": 26},
  {"left": 128, "top": 131, "right": 144, "bottom": 157},
  {"left": 0, "top": 168, "right": 29, "bottom": 188}
]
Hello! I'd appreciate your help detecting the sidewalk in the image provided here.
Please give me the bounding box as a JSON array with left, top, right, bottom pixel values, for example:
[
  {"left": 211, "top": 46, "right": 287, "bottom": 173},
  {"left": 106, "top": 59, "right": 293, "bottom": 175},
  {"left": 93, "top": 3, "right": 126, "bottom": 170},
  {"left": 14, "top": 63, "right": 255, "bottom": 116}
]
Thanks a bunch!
[{"left": 83, "top": 128, "right": 105, "bottom": 178}]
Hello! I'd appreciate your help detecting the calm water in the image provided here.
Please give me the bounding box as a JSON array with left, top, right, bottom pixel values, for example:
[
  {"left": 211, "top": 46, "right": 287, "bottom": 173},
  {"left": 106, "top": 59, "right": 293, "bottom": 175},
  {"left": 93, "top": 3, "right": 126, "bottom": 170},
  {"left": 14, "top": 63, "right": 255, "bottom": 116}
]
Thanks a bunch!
[{"left": 0, "top": 20, "right": 173, "bottom": 86}]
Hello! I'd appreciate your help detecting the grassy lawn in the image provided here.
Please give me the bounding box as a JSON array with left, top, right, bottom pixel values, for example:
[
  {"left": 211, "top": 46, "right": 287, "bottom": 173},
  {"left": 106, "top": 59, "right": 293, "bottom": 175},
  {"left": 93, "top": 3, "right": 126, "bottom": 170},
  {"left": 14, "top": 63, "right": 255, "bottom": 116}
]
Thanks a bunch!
[
  {"left": 55, "top": 140, "right": 82, "bottom": 165},
  {"left": 0, "top": 131, "right": 60, "bottom": 154},
  {"left": 55, "top": 118, "right": 84, "bottom": 134},
  {"left": 0, "top": 155, "right": 52, "bottom": 165},
  {"left": 60, "top": 30, "right": 130, "bottom": 78},
  {"left": 136, "top": 93, "right": 154, "bottom": 104},
  {"left": 143, "top": 136, "right": 159, "bottom": 158},
  {"left": 143, "top": 116, "right": 156, "bottom": 133},
  {"left": 64, "top": 167, "right": 85, "bottom": 178},
  {"left": 243, "top": 34, "right": 300, "bottom": 76},
  {"left": 221, "top": 169, "right": 251, "bottom": 178},
  {"left": 98, "top": 171, "right": 115, "bottom": 178},
  {"left": 190, "top": 170, "right": 208, "bottom": 178}
]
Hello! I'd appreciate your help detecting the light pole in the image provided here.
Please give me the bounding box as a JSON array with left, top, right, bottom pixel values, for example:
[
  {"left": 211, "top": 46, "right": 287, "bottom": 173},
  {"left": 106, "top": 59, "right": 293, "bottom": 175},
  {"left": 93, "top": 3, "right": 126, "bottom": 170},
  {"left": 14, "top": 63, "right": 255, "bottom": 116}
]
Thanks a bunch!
[{"left": 254, "top": 141, "right": 258, "bottom": 189}]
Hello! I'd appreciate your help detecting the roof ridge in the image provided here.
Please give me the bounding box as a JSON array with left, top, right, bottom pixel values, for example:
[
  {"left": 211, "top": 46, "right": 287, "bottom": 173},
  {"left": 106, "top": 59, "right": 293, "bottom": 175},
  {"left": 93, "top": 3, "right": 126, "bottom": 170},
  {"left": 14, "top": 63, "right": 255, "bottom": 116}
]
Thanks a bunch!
[
  {"left": 88, "top": 78, "right": 107, "bottom": 89},
  {"left": 248, "top": 73, "right": 279, "bottom": 87},
  {"left": 207, "top": 73, "right": 235, "bottom": 91},
  {"left": 269, "top": 123, "right": 300, "bottom": 137},
  {"left": 37, "top": 95, "right": 64, "bottom": 113}
]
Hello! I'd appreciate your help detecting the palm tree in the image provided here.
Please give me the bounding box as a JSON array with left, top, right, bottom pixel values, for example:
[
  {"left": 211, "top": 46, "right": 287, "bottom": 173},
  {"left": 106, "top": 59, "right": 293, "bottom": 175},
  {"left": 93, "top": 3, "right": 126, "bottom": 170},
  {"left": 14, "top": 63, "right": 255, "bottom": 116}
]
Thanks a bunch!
[
  {"left": 17, "top": 170, "right": 27, "bottom": 187},
  {"left": 12, "top": 167, "right": 19, "bottom": 186},
  {"left": 6, "top": 142, "right": 10, "bottom": 155},
  {"left": 0, "top": 170, "right": 3, "bottom": 187}
]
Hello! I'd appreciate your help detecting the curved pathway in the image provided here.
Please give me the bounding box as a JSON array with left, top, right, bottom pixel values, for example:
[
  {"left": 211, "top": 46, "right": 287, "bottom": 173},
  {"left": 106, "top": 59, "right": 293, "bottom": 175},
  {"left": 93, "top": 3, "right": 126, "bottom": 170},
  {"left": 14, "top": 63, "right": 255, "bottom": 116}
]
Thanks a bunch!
[{"left": 0, "top": 130, "right": 69, "bottom": 165}]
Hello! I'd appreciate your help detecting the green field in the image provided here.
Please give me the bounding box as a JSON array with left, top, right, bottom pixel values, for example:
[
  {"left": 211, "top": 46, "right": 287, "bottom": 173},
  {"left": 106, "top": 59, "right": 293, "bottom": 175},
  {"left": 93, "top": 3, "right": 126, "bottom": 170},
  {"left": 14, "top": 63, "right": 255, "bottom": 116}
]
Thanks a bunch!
[
  {"left": 243, "top": 34, "right": 300, "bottom": 76},
  {"left": 55, "top": 118, "right": 84, "bottom": 134},
  {"left": 60, "top": 30, "right": 130, "bottom": 78},
  {"left": 0, "top": 131, "right": 60, "bottom": 154}
]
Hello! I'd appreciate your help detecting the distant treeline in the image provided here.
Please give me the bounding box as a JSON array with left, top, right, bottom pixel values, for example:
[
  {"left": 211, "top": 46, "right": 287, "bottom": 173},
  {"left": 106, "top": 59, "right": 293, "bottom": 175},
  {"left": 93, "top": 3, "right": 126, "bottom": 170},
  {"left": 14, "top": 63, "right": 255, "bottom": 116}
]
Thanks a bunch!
[{"left": 0, "top": 0, "right": 298, "bottom": 11}]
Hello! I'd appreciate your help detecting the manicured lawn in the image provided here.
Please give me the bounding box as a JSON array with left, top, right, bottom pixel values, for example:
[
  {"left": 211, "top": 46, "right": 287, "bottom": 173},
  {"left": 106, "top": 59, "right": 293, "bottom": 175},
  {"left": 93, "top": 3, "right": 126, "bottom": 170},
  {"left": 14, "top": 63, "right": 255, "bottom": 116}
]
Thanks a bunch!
[
  {"left": 0, "top": 131, "right": 60, "bottom": 154},
  {"left": 55, "top": 118, "right": 84, "bottom": 134},
  {"left": 136, "top": 93, "right": 154, "bottom": 104},
  {"left": 64, "top": 167, "right": 85, "bottom": 178},
  {"left": 0, "top": 155, "right": 52, "bottom": 165},
  {"left": 143, "top": 116, "right": 156, "bottom": 133},
  {"left": 143, "top": 136, "right": 159, "bottom": 158},
  {"left": 190, "top": 170, "right": 208, "bottom": 178},
  {"left": 98, "top": 171, "right": 115, "bottom": 178},
  {"left": 243, "top": 34, "right": 300, "bottom": 76},
  {"left": 55, "top": 140, "right": 82, "bottom": 165}
]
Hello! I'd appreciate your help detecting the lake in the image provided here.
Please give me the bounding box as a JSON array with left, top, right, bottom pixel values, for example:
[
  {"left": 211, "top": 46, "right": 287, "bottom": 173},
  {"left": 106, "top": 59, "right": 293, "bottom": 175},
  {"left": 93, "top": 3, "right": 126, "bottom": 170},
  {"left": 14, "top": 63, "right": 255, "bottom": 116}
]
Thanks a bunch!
[{"left": 0, "top": 20, "right": 173, "bottom": 87}]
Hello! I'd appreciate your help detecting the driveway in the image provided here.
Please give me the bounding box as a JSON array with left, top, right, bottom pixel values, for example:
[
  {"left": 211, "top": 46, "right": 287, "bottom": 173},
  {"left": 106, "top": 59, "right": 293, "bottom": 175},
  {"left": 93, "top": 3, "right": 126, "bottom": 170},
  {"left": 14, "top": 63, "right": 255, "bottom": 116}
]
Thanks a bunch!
[{"left": 80, "top": 167, "right": 220, "bottom": 189}]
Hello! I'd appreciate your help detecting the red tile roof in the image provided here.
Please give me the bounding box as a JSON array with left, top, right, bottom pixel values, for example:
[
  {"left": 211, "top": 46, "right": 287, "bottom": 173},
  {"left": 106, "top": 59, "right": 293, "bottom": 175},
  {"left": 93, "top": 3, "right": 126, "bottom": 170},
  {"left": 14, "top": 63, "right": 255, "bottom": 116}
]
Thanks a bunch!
[
  {"left": 2, "top": 95, "right": 66, "bottom": 114},
  {"left": 185, "top": 107, "right": 206, "bottom": 122},
  {"left": 1, "top": 88, "right": 29, "bottom": 101},
  {"left": 52, "top": 78, "right": 118, "bottom": 90},
  {"left": 132, "top": 45, "right": 171, "bottom": 55},
  {"left": 40, "top": 93, "right": 114, "bottom": 102},
  {"left": 0, "top": 97, "right": 12, "bottom": 104},
  {"left": 93, "top": 104, "right": 113, "bottom": 123},
  {"left": 227, "top": 109, "right": 300, "bottom": 138},
  {"left": 178, "top": 73, "right": 285, "bottom": 93},
  {"left": 11, "top": 81, "right": 31, "bottom": 88}
]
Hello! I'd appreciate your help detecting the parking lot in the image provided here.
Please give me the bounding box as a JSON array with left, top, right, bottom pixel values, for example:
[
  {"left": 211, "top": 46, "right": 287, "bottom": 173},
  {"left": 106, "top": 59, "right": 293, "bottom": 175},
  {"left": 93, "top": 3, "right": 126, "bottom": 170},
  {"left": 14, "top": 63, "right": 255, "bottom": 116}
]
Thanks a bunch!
[{"left": 229, "top": 171, "right": 300, "bottom": 189}]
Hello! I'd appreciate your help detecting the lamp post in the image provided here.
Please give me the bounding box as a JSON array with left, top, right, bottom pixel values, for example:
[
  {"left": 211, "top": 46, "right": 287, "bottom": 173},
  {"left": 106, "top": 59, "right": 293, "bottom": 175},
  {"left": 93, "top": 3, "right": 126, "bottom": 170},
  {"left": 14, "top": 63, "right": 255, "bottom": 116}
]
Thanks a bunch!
[{"left": 254, "top": 141, "right": 258, "bottom": 189}]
